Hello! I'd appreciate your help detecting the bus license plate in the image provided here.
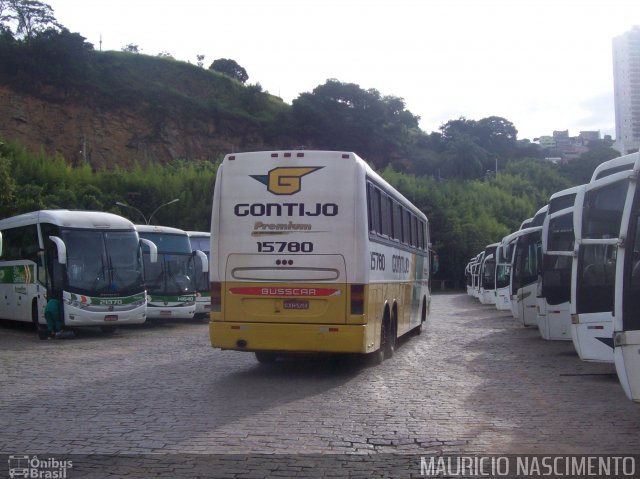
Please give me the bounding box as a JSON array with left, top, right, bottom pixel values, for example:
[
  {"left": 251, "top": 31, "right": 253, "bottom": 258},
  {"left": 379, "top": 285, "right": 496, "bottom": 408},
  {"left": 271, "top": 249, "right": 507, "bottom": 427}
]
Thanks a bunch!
[
  {"left": 284, "top": 300, "right": 309, "bottom": 310},
  {"left": 104, "top": 315, "right": 118, "bottom": 322},
  {"left": 160, "top": 310, "right": 172, "bottom": 317}
]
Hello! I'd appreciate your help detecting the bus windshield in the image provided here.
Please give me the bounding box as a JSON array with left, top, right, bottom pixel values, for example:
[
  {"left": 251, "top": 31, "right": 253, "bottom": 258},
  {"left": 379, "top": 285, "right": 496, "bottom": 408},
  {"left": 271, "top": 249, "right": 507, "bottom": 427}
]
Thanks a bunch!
[
  {"left": 582, "top": 180, "right": 628, "bottom": 239},
  {"left": 547, "top": 213, "right": 574, "bottom": 252},
  {"left": 62, "top": 229, "right": 144, "bottom": 296},
  {"left": 189, "top": 236, "right": 210, "bottom": 254},
  {"left": 143, "top": 253, "right": 194, "bottom": 295}
]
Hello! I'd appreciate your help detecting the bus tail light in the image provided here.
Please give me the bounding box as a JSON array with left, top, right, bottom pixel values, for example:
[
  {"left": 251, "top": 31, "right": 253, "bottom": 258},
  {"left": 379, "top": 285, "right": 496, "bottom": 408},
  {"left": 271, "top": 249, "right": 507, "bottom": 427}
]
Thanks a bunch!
[
  {"left": 211, "top": 282, "right": 221, "bottom": 312},
  {"left": 350, "top": 284, "right": 365, "bottom": 315}
]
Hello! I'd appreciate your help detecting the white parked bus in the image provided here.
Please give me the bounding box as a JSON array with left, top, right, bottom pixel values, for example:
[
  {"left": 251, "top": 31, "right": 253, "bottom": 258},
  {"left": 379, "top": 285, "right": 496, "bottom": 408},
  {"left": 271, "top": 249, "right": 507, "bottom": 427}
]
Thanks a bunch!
[
  {"left": 479, "top": 243, "right": 499, "bottom": 305},
  {"left": 187, "top": 231, "right": 212, "bottom": 318},
  {"left": 471, "top": 251, "right": 485, "bottom": 300},
  {"left": 611, "top": 152, "right": 640, "bottom": 401},
  {"left": 494, "top": 240, "right": 513, "bottom": 311},
  {"left": 506, "top": 206, "right": 547, "bottom": 326},
  {"left": 465, "top": 258, "right": 475, "bottom": 296},
  {"left": 0, "top": 210, "right": 156, "bottom": 335},
  {"left": 209, "top": 150, "right": 431, "bottom": 363},
  {"left": 570, "top": 156, "right": 634, "bottom": 363},
  {"left": 537, "top": 185, "right": 581, "bottom": 341},
  {"left": 136, "top": 225, "right": 208, "bottom": 320}
]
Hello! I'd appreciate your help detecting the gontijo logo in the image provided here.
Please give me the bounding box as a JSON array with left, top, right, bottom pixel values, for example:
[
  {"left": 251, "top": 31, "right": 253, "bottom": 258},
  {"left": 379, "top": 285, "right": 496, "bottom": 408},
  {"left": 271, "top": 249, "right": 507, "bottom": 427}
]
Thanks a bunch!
[{"left": 250, "top": 167, "right": 323, "bottom": 195}]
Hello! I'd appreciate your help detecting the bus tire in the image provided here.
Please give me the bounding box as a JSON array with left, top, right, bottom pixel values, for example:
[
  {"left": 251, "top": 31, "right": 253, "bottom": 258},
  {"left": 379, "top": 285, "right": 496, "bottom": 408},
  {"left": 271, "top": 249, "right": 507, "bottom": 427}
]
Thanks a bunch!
[
  {"left": 368, "top": 312, "right": 389, "bottom": 365},
  {"left": 414, "top": 298, "right": 427, "bottom": 335},
  {"left": 255, "top": 352, "right": 277, "bottom": 364},
  {"left": 384, "top": 313, "right": 396, "bottom": 360}
]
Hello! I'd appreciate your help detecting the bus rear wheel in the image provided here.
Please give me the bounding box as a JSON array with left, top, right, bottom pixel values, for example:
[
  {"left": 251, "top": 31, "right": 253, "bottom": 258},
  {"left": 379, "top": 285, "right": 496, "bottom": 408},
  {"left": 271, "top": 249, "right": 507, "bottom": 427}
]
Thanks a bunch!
[
  {"left": 384, "top": 315, "right": 396, "bottom": 359},
  {"left": 255, "top": 352, "right": 277, "bottom": 364},
  {"left": 370, "top": 313, "right": 394, "bottom": 364}
]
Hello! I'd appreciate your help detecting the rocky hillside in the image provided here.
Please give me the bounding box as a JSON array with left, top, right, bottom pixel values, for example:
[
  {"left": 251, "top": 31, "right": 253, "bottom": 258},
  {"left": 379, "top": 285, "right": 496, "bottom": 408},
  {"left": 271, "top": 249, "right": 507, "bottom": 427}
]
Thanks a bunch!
[
  {"left": 0, "top": 46, "right": 290, "bottom": 168},
  {"left": 0, "top": 85, "right": 260, "bottom": 167}
]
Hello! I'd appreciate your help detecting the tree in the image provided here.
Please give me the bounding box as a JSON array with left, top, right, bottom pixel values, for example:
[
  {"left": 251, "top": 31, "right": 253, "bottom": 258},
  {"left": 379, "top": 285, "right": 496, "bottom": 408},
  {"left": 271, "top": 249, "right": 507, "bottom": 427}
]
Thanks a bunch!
[
  {"left": 0, "top": 152, "right": 15, "bottom": 215},
  {"left": 209, "top": 58, "right": 248, "bottom": 83},
  {"left": 290, "top": 79, "right": 422, "bottom": 168},
  {"left": 0, "top": 0, "right": 12, "bottom": 29},
  {"left": 122, "top": 43, "right": 140, "bottom": 53},
  {"left": 440, "top": 134, "right": 486, "bottom": 180},
  {"left": 5, "top": 0, "right": 59, "bottom": 40}
]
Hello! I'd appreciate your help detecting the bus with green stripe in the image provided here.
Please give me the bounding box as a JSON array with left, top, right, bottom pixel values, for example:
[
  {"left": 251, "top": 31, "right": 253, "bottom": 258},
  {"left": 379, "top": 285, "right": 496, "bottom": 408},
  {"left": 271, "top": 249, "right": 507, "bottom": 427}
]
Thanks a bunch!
[
  {"left": 0, "top": 210, "right": 157, "bottom": 335},
  {"left": 136, "top": 225, "right": 208, "bottom": 320},
  {"left": 187, "top": 231, "right": 212, "bottom": 318}
]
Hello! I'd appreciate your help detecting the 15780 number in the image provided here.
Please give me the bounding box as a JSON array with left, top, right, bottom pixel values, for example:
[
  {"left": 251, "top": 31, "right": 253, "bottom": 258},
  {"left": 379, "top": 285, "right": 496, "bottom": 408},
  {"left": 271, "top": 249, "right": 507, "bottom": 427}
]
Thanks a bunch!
[{"left": 256, "top": 241, "right": 313, "bottom": 253}]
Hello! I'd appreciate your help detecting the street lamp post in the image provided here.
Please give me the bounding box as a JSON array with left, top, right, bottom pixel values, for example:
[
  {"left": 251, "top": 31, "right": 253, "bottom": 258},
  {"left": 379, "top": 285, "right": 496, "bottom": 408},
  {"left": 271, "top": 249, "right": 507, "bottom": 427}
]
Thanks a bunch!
[
  {"left": 116, "top": 199, "right": 180, "bottom": 225},
  {"left": 148, "top": 198, "right": 180, "bottom": 225}
]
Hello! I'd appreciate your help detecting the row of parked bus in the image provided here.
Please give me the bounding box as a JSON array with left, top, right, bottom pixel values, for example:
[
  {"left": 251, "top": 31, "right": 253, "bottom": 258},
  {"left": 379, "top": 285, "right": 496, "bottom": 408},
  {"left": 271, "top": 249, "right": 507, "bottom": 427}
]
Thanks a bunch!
[
  {"left": 0, "top": 150, "right": 433, "bottom": 365},
  {"left": 0, "top": 209, "right": 211, "bottom": 337},
  {"left": 465, "top": 151, "right": 640, "bottom": 403}
]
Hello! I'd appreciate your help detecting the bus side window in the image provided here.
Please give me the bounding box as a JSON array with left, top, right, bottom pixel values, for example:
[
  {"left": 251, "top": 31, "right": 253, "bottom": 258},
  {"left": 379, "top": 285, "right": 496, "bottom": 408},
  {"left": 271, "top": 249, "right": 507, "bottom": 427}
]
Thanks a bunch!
[{"left": 392, "top": 201, "right": 402, "bottom": 242}]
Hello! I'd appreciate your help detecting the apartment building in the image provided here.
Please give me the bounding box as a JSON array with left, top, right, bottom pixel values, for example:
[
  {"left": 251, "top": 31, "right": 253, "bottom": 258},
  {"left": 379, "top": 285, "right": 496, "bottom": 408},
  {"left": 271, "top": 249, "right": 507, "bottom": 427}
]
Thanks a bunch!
[{"left": 613, "top": 26, "right": 640, "bottom": 154}]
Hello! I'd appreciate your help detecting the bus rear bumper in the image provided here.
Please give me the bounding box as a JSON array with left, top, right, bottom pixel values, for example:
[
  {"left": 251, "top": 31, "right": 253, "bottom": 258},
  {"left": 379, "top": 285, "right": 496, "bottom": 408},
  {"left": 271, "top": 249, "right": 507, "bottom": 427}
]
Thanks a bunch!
[{"left": 210, "top": 321, "right": 368, "bottom": 354}]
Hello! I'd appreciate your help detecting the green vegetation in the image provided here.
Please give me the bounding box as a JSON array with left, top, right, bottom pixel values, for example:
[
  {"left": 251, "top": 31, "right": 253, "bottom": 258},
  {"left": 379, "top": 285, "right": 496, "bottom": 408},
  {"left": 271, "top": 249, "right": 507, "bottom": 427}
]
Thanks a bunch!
[
  {"left": 0, "top": 138, "right": 616, "bottom": 285},
  {"left": 0, "top": 140, "right": 217, "bottom": 230},
  {"left": 0, "top": 1, "right": 623, "bottom": 284}
]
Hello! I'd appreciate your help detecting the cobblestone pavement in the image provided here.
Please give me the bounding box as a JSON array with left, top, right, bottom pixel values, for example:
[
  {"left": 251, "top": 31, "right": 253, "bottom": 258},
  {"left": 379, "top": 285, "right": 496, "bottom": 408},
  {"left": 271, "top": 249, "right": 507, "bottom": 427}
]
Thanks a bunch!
[{"left": 1, "top": 293, "right": 639, "bottom": 477}]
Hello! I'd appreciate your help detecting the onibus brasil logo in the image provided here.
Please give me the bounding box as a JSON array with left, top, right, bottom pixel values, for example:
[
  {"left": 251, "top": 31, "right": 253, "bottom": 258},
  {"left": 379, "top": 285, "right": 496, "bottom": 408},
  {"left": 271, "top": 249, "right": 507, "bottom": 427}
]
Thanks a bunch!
[
  {"left": 8, "top": 455, "right": 73, "bottom": 478},
  {"left": 250, "top": 167, "right": 323, "bottom": 195}
]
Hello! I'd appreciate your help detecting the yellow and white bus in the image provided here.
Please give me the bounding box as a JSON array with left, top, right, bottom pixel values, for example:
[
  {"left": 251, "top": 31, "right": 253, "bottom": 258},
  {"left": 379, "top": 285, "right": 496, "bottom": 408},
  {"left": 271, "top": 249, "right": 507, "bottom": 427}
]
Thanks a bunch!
[
  {"left": 209, "top": 150, "right": 432, "bottom": 363},
  {"left": 0, "top": 210, "right": 156, "bottom": 336}
]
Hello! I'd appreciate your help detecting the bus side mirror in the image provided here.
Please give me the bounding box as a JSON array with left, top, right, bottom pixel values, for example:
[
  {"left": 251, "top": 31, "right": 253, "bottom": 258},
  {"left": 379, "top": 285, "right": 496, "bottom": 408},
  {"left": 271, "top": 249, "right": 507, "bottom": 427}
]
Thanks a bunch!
[
  {"left": 48, "top": 236, "right": 67, "bottom": 265},
  {"left": 140, "top": 238, "right": 158, "bottom": 263},
  {"left": 195, "top": 250, "right": 209, "bottom": 273}
]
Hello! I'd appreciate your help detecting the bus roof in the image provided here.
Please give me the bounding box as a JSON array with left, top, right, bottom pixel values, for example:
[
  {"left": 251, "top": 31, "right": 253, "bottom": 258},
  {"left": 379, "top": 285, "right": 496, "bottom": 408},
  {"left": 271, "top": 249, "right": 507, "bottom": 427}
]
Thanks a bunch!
[
  {"left": 519, "top": 217, "right": 533, "bottom": 229},
  {"left": 135, "top": 224, "right": 188, "bottom": 236},
  {"left": 483, "top": 243, "right": 500, "bottom": 255},
  {"left": 0, "top": 210, "right": 135, "bottom": 230},
  {"left": 221, "top": 150, "right": 427, "bottom": 221},
  {"left": 502, "top": 225, "right": 543, "bottom": 246},
  {"left": 529, "top": 205, "right": 549, "bottom": 228},
  {"left": 547, "top": 184, "right": 584, "bottom": 216},
  {"left": 591, "top": 151, "right": 640, "bottom": 182},
  {"left": 548, "top": 184, "right": 584, "bottom": 202}
]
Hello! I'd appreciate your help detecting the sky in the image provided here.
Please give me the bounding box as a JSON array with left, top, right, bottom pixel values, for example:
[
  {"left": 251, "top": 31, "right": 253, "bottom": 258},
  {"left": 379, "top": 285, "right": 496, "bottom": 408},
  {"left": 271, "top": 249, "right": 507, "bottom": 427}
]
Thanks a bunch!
[{"left": 45, "top": 0, "right": 640, "bottom": 141}]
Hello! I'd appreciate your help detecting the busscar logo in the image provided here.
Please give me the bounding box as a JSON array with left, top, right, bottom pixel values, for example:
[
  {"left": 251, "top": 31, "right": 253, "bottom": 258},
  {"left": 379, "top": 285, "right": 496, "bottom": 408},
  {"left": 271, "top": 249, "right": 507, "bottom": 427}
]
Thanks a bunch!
[{"left": 250, "top": 167, "right": 323, "bottom": 195}]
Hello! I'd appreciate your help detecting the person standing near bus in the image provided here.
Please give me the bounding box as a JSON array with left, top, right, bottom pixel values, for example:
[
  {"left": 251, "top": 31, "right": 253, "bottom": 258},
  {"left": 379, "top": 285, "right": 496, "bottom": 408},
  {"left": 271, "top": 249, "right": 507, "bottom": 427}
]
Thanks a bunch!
[{"left": 44, "top": 297, "right": 63, "bottom": 338}]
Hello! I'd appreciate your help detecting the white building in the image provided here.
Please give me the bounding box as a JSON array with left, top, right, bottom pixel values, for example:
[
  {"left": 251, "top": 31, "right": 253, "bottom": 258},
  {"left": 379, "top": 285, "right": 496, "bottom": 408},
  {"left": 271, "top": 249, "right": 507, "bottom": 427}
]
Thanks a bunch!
[{"left": 613, "top": 26, "right": 640, "bottom": 155}]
